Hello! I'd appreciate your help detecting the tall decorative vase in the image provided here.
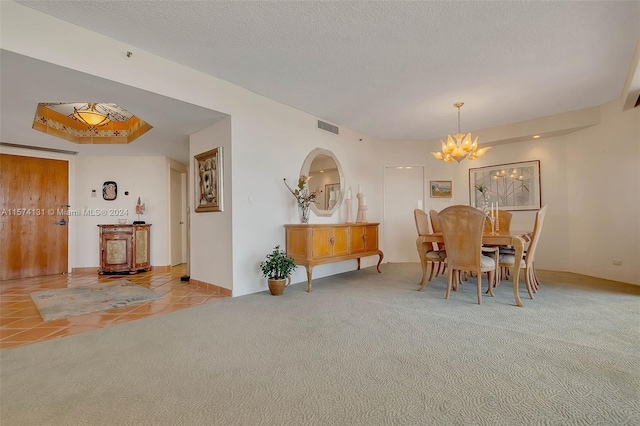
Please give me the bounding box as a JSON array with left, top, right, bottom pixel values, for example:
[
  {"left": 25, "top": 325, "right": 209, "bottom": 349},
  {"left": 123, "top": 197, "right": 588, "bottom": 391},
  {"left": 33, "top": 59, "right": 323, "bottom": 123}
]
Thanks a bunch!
[{"left": 298, "top": 203, "right": 310, "bottom": 224}]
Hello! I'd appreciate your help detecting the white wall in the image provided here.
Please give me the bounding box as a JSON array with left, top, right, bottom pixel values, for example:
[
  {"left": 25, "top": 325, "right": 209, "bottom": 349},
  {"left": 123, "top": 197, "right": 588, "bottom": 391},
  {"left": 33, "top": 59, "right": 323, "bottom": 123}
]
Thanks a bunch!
[
  {"left": 565, "top": 99, "right": 640, "bottom": 284},
  {"left": 74, "top": 156, "right": 170, "bottom": 267},
  {"left": 190, "top": 117, "right": 234, "bottom": 292}
]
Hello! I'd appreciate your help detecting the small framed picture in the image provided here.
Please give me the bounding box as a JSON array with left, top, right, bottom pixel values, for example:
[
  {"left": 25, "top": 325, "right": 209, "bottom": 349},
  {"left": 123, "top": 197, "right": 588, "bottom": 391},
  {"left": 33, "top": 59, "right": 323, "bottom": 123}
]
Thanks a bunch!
[
  {"left": 102, "top": 181, "right": 117, "bottom": 201},
  {"left": 430, "top": 180, "right": 452, "bottom": 198},
  {"left": 194, "top": 147, "right": 223, "bottom": 212}
]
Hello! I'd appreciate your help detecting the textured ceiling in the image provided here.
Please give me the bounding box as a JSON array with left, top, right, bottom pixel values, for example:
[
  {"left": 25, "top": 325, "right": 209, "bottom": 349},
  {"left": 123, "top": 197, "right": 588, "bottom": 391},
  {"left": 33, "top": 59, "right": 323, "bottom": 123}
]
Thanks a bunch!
[{"left": 9, "top": 1, "right": 640, "bottom": 143}]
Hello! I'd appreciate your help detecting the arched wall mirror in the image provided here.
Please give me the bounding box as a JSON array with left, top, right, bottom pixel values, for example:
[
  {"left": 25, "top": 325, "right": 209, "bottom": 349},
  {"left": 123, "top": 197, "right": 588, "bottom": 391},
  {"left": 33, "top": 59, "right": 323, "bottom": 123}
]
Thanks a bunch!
[{"left": 300, "top": 148, "right": 345, "bottom": 217}]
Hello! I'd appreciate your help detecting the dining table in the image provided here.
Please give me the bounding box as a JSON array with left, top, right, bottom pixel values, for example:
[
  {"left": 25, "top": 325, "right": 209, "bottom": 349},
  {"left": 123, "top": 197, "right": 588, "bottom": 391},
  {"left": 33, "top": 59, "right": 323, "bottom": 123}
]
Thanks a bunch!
[{"left": 418, "top": 230, "right": 532, "bottom": 307}]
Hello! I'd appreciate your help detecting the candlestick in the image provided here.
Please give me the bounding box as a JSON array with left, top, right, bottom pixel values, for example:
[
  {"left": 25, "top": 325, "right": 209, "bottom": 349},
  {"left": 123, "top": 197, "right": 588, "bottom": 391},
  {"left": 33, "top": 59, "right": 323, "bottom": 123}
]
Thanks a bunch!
[
  {"left": 356, "top": 192, "right": 367, "bottom": 223},
  {"left": 345, "top": 197, "right": 353, "bottom": 223},
  {"left": 358, "top": 184, "right": 362, "bottom": 194}
]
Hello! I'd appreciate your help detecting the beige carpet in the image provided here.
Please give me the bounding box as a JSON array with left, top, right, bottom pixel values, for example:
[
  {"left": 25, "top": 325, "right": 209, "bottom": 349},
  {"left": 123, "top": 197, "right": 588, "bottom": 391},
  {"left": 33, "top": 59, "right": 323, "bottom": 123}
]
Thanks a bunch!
[{"left": 1, "top": 263, "right": 639, "bottom": 425}]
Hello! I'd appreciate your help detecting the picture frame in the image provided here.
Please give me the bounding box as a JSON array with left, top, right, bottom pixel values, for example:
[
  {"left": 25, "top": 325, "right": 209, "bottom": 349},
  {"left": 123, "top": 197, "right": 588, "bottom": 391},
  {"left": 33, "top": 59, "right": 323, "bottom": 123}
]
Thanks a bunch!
[
  {"left": 430, "top": 180, "right": 452, "bottom": 198},
  {"left": 469, "top": 160, "right": 541, "bottom": 211},
  {"left": 102, "top": 181, "right": 117, "bottom": 201},
  {"left": 194, "top": 147, "right": 223, "bottom": 212},
  {"left": 324, "top": 183, "right": 340, "bottom": 210}
]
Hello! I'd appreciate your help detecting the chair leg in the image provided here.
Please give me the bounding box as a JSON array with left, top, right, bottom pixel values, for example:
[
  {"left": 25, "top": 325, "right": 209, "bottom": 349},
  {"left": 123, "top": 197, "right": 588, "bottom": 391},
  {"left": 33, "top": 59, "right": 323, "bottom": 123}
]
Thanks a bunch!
[
  {"left": 531, "top": 264, "right": 540, "bottom": 291},
  {"left": 445, "top": 270, "right": 453, "bottom": 300},
  {"left": 476, "top": 274, "right": 482, "bottom": 305},
  {"left": 524, "top": 267, "right": 535, "bottom": 300},
  {"left": 418, "top": 261, "right": 430, "bottom": 291},
  {"left": 487, "top": 271, "right": 495, "bottom": 297},
  {"left": 428, "top": 261, "right": 436, "bottom": 281}
]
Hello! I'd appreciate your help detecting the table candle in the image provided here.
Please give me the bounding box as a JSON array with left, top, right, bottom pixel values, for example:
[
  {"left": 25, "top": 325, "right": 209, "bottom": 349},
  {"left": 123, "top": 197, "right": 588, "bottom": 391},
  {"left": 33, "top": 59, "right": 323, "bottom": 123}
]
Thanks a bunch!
[
  {"left": 358, "top": 184, "right": 362, "bottom": 194},
  {"left": 361, "top": 196, "right": 366, "bottom": 206},
  {"left": 491, "top": 202, "right": 494, "bottom": 219}
]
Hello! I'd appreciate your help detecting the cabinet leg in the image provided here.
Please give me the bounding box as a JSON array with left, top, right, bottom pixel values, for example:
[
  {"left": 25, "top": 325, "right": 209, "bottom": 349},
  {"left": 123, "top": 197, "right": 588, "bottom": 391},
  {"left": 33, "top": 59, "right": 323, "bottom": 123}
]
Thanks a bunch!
[
  {"left": 357, "top": 258, "right": 361, "bottom": 270},
  {"left": 376, "top": 251, "right": 384, "bottom": 273},
  {"left": 306, "top": 266, "right": 313, "bottom": 292}
]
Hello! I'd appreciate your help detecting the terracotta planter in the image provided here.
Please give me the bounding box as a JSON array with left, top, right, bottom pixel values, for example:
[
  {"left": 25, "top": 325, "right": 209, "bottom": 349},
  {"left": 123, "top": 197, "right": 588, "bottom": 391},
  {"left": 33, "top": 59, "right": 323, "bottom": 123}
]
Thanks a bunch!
[{"left": 268, "top": 276, "right": 291, "bottom": 296}]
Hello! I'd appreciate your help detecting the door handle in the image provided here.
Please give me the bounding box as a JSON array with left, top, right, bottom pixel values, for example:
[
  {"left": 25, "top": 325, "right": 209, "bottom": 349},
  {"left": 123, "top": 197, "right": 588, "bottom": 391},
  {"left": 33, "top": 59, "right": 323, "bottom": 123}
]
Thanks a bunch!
[{"left": 53, "top": 218, "right": 67, "bottom": 226}]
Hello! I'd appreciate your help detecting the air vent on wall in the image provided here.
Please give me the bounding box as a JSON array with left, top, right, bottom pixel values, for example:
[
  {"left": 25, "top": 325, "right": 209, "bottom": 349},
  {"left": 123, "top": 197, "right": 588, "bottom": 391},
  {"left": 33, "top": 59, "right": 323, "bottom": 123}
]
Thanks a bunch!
[
  {"left": 317, "top": 120, "right": 339, "bottom": 135},
  {"left": 0, "top": 142, "right": 78, "bottom": 155}
]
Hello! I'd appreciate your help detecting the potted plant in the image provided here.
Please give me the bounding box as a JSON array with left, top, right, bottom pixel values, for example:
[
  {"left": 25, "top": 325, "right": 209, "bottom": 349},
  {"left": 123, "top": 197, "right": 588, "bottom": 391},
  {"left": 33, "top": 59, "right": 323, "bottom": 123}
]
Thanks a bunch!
[{"left": 259, "top": 245, "right": 297, "bottom": 296}]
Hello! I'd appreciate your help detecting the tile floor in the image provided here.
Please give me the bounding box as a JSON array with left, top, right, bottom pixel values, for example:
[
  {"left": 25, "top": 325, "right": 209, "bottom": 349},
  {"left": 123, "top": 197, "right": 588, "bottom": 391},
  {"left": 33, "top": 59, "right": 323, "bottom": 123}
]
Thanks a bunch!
[{"left": 0, "top": 265, "right": 228, "bottom": 350}]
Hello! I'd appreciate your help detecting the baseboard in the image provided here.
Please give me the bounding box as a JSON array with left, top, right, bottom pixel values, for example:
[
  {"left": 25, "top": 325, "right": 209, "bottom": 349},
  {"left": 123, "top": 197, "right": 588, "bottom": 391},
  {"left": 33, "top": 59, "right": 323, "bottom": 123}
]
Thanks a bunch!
[
  {"left": 72, "top": 267, "right": 99, "bottom": 275},
  {"left": 73, "top": 265, "right": 171, "bottom": 274},
  {"left": 189, "top": 278, "right": 232, "bottom": 297}
]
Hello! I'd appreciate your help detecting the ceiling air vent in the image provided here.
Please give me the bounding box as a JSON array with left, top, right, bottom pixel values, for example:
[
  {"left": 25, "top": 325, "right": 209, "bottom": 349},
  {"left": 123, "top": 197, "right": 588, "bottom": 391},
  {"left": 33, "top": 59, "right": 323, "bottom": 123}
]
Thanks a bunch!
[{"left": 317, "top": 120, "right": 339, "bottom": 135}]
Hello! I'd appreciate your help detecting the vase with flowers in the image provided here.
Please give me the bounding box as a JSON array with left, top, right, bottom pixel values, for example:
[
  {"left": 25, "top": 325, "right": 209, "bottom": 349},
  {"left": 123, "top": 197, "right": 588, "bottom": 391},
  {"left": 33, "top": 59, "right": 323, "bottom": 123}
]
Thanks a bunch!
[
  {"left": 284, "top": 176, "right": 321, "bottom": 224},
  {"left": 474, "top": 184, "right": 491, "bottom": 215}
]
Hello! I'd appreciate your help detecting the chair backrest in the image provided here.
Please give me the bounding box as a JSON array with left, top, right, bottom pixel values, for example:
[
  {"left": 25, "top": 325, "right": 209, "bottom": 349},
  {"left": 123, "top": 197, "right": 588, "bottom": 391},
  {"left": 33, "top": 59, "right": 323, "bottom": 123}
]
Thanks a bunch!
[
  {"left": 484, "top": 209, "right": 513, "bottom": 232},
  {"left": 414, "top": 209, "right": 430, "bottom": 236},
  {"left": 428, "top": 210, "right": 445, "bottom": 250},
  {"left": 525, "top": 205, "right": 547, "bottom": 266},
  {"left": 438, "top": 205, "right": 484, "bottom": 271}
]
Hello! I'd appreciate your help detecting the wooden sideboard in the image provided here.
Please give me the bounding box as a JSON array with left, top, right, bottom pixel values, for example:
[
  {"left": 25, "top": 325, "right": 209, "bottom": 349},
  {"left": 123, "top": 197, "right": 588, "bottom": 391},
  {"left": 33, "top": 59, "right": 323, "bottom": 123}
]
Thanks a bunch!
[
  {"left": 285, "top": 223, "right": 384, "bottom": 292},
  {"left": 98, "top": 224, "right": 151, "bottom": 274}
]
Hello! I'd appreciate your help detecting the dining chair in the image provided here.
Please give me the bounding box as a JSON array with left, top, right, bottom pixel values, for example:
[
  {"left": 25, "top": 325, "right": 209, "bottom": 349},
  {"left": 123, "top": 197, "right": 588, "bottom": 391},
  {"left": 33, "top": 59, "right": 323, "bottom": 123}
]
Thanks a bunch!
[
  {"left": 497, "top": 205, "right": 548, "bottom": 299},
  {"left": 482, "top": 209, "right": 513, "bottom": 281},
  {"left": 484, "top": 209, "right": 512, "bottom": 233},
  {"left": 414, "top": 209, "right": 446, "bottom": 290},
  {"left": 438, "top": 205, "right": 497, "bottom": 304},
  {"left": 428, "top": 210, "right": 447, "bottom": 276}
]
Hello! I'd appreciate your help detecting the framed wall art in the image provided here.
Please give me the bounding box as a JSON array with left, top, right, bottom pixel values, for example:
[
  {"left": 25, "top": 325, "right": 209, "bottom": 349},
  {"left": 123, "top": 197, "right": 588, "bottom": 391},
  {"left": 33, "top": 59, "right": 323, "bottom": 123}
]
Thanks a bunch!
[
  {"left": 194, "top": 147, "right": 223, "bottom": 212},
  {"left": 469, "top": 160, "right": 541, "bottom": 211},
  {"left": 430, "top": 180, "right": 452, "bottom": 198},
  {"left": 102, "top": 181, "right": 117, "bottom": 201}
]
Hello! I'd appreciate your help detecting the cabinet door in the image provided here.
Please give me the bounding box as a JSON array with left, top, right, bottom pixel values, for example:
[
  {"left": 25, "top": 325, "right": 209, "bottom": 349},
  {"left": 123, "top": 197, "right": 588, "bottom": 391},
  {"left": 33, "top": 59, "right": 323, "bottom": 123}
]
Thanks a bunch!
[
  {"left": 134, "top": 227, "right": 150, "bottom": 268},
  {"left": 364, "top": 225, "right": 379, "bottom": 252},
  {"left": 312, "top": 228, "right": 333, "bottom": 258},
  {"left": 350, "top": 226, "right": 366, "bottom": 253},
  {"left": 286, "top": 227, "right": 308, "bottom": 259},
  {"left": 332, "top": 227, "right": 349, "bottom": 256},
  {"left": 101, "top": 233, "right": 133, "bottom": 272}
]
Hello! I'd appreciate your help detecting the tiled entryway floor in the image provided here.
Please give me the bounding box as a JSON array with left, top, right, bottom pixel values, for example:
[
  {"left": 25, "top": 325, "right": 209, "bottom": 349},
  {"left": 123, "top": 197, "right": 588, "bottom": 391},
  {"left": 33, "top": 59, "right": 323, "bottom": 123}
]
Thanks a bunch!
[{"left": 0, "top": 265, "right": 228, "bottom": 350}]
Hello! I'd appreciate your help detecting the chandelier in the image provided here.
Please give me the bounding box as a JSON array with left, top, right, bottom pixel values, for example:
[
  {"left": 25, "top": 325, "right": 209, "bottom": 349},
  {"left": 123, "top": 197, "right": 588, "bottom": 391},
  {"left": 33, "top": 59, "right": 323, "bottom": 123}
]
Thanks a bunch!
[
  {"left": 430, "top": 102, "right": 490, "bottom": 163},
  {"left": 72, "top": 103, "right": 111, "bottom": 131}
]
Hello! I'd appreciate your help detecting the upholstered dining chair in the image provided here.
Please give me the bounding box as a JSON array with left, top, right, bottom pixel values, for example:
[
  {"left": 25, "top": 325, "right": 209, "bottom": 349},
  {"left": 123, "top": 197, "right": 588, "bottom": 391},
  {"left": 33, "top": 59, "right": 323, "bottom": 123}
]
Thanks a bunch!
[
  {"left": 438, "top": 205, "right": 497, "bottom": 304},
  {"left": 497, "top": 205, "right": 548, "bottom": 299},
  {"left": 414, "top": 209, "right": 446, "bottom": 290}
]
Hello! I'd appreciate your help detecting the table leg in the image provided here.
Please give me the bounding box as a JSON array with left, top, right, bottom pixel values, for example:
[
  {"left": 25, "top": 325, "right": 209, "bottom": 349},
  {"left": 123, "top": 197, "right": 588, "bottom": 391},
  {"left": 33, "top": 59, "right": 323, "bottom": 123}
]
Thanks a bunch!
[
  {"left": 512, "top": 237, "right": 525, "bottom": 307},
  {"left": 306, "top": 266, "right": 313, "bottom": 292}
]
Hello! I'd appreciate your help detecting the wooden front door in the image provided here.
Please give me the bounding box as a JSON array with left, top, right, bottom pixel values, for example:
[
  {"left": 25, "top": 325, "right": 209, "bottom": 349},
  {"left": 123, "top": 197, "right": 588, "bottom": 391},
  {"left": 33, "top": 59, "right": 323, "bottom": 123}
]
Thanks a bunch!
[{"left": 0, "top": 154, "right": 69, "bottom": 280}]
